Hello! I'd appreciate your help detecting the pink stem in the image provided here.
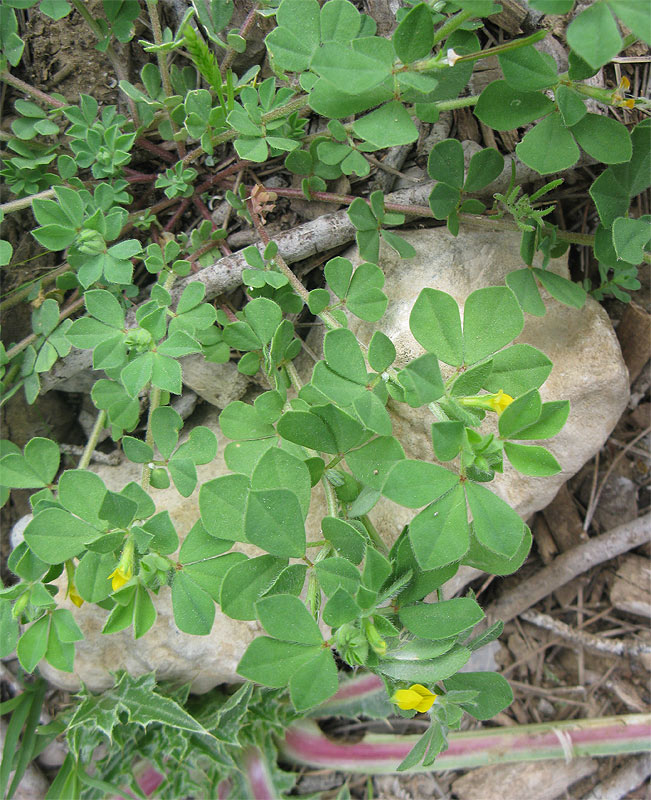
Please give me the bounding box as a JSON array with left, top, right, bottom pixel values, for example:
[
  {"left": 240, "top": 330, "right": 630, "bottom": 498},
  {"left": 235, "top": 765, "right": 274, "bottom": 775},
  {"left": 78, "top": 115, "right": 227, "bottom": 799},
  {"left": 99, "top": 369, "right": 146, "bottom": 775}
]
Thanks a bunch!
[
  {"left": 283, "top": 715, "right": 651, "bottom": 774},
  {"left": 243, "top": 747, "right": 277, "bottom": 800}
]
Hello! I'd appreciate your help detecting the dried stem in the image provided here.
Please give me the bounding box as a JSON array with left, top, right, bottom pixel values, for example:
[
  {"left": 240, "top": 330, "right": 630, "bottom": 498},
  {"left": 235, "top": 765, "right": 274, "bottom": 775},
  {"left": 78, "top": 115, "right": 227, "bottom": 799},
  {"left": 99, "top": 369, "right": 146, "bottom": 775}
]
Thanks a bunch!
[
  {"left": 0, "top": 264, "right": 70, "bottom": 312},
  {"left": 247, "top": 193, "right": 339, "bottom": 330},
  {"left": 519, "top": 608, "right": 651, "bottom": 659},
  {"left": 583, "top": 426, "right": 651, "bottom": 531}
]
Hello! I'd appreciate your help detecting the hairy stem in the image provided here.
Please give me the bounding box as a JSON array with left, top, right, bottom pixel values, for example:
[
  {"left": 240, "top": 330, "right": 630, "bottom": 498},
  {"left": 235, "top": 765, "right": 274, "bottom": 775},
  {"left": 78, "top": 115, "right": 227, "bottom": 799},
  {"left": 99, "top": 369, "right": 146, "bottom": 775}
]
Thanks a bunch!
[
  {"left": 0, "top": 71, "right": 65, "bottom": 108},
  {"left": 455, "top": 30, "right": 547, "bottom": 64},
  {"left": 141, "top": 385, "right": 161, "bottom": 492},
  {"left": 145, "top": 0, "right": 184, "bottom": 156},
  {"left": 220, "top": 4, "right": 259, "bottom": 76},
  {"left": 283, "top": 714, "right": 651, "bottom": 773},
  {"left": 140, "top": 270, "right": 175, "bottom": 489},
  {"left": 1, "top": 189, "right": 57, "bottom": 216},
  {"left": 432, "top": 8, "right": 475, "bottom": 47}
]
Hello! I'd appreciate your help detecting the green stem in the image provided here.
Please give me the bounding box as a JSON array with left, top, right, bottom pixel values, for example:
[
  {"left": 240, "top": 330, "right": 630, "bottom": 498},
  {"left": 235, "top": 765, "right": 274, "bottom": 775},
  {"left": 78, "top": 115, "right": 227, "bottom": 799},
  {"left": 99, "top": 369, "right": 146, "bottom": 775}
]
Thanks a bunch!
[
  {"left": 140, "top": 272, "right": 175, "bottom": 490},
  {"left": 455, "top": 30, "right": 547, "bottom": 64},
  {"left": 145, "top": 0, "right": 182, "bottom": 152},
  {"left": 145, "top": 0, "right": 173, "bottom": 100},
  {"left": 2, "top": 362, "right": 20, "bottom": 392},
  {"left": 77, "top": 409, "right": 107, "bottom": 469},
  {"left": 432, "top": 8, "right": 475, "bottom": 46},
  {"left": 432, "top": 95, "right": 480, "bottom": 111},
  {"left": 285, "top": 361, "right": 303, "bottom": 394},
  {"left": 359, "top": 515, "right": 388, "bottom": 555},
  {"left": 141, "top": 385, "right": 161, "bottom": 492},
  {"left": 322, "top": 476, "right": 338, "bottom": 519}
]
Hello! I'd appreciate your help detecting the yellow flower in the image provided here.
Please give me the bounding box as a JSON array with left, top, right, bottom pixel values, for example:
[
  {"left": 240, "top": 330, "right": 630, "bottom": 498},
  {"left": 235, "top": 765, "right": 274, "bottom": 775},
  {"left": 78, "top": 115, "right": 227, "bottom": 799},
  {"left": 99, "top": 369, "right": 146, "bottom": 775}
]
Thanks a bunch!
[
  {"left": 613, "top": 76, "right": 635, "bottom": 109},
  {"left": 457, "top": 389, "right": 514, "bottom": 416},
  {"left": 64, "top": 560, "right": 84, "bottom": 607},
  {"left": 107, "top": 564, "right": 133, "bottom": 592},
  {"left": 391, "top": 684, "right": 437, "bottom": 713},
  {"left": 486, "top": 389, "right": 514, "bottom": 415},
  {"left": 108, "top": 538, "right": 135, "bottom": 592},
  {"left": 68, "top": 581, "right": 84, "bottom": 608}
]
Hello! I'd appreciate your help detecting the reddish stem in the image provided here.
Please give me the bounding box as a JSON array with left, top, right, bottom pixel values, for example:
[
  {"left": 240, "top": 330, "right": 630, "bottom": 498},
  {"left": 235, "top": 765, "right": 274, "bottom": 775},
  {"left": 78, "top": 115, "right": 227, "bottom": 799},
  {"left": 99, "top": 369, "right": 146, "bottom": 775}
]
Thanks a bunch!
[
  {"left": 125, "top": 170, "right": 157, "bottom": 183},
  {"left": 220, "top": 4, "right": 260, "bottom": 76},
  {"left": 163, "top": 197, "right": 191, "bottom": 233},
  {"left": 254, "top": 185, "right": 433, "bottom": 218},
  {"left": 135, "top": 137, "right": 176, "bottom": 164},
  {"left": 0, "top": 70, "right": 66, "bottom": 108},
  {"left": 195, "top": 160, "right": 250, "bottom": 194},
  {"left": 192, "top": 195, "right": 214, "bottom": 223}
]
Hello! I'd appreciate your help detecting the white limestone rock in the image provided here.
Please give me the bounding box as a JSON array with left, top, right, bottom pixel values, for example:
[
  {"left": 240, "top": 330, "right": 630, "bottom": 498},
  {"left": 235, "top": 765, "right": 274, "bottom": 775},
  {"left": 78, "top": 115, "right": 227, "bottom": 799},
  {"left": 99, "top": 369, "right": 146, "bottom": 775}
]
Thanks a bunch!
[
  {"left": 344, "top": 227, "right": 628, "bottom": 533},
  {"left": 180, "top": 356, "right": 249, "bottom": 408}
]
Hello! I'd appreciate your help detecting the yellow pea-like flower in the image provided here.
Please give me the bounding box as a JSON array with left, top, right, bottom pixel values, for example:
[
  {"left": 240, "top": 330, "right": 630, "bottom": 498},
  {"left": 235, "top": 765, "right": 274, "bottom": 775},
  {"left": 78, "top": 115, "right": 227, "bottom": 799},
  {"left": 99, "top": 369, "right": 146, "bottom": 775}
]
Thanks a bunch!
[
  {"left": 391, "top": 683, "right": 437, "bottom": 713},
  {"left": 108, "top": 538, "right": 135, "bottom": 592},
  {"left": 107, "top": 564, "right": 133, "bottom": 592},
  {"left": 457, "top": 389, "right": 514, "bottom": 416},
  {"left": 486, "top": 389, "right": 514, "bottom": 416}
]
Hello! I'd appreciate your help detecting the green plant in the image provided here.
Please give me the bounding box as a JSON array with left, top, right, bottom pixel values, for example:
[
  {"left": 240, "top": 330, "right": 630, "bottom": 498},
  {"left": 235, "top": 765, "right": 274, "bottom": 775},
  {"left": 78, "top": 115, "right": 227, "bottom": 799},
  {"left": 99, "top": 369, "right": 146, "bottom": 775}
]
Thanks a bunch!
[{"left": 1, "top": 0, "right": 650, "bottom": 793}]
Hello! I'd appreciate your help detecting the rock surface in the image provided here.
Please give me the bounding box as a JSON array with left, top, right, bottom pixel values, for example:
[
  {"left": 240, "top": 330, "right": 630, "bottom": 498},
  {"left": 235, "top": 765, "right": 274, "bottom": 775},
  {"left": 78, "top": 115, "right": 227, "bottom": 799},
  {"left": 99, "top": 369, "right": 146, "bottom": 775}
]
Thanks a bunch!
[
  {"left": 179, "top": 357, "right": 250, "bottom": 408},
  {"left": 452, "top": 757, "right": 597, "bottom": 800},
  {"left": 343, "top": 227, "right": 628, "bottom": 534}
]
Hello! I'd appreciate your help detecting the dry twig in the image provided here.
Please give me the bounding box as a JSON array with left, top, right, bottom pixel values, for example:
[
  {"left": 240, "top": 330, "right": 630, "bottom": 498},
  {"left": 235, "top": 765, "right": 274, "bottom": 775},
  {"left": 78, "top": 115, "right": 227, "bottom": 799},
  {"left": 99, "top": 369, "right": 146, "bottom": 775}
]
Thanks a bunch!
[
  {"left": 487, "top": 514, "right": 651, "bottom": 624},
  {"left": 519, "top": 608, "right": 651, "bottom": 659}
]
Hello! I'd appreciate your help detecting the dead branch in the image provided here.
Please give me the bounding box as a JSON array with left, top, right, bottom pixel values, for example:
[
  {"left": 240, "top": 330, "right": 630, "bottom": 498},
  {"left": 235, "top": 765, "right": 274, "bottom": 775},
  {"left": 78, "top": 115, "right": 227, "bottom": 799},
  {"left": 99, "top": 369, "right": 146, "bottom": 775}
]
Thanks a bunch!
[
  {"left": 519, "top": 608, "right": 651, "bottom": 659},
  {"left": 487, "top": 514, "right": 651, "bottom": 624}
]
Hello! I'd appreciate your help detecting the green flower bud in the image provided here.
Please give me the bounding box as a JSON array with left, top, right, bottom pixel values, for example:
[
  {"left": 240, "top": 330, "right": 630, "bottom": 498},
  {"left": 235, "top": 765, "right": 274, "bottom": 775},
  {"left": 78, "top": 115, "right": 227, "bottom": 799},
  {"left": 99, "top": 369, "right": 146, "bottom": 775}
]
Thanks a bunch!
[
  {"left": 334, "top": 623, "right": 369, "bottom": 667},
  {"left": 150, "top": 467, "right": 170, "bottom": 489}
]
